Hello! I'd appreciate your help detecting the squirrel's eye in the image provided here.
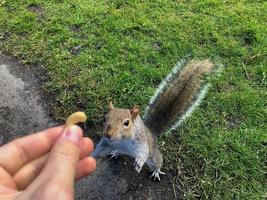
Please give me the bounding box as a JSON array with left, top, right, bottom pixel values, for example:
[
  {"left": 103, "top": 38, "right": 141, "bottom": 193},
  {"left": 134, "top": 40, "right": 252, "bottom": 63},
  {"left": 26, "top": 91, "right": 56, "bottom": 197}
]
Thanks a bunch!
[{"left": 124, "top": 120, "right": 129, "bottom": 127}]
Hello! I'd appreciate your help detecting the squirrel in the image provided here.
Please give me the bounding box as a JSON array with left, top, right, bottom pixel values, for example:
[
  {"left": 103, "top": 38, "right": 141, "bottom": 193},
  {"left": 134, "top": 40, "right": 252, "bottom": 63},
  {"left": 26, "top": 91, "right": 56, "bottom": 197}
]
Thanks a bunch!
[{"left": 91, "top": 58, "right": 215, "bottom": 181}]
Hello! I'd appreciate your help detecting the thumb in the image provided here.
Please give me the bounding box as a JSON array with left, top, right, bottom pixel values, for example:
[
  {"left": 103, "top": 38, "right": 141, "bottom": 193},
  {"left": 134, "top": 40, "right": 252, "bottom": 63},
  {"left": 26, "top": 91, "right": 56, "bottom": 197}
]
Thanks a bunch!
[{"left": 38, "top": 125, "right": 83, "bottom": 188}]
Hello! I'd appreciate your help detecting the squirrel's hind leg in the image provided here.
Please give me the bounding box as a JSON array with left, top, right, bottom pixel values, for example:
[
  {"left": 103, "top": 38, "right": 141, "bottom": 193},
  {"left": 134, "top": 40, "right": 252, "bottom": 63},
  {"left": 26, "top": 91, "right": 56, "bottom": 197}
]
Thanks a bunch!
[
  {"left": 150, "top": 169, "right": 165, "bottom": 181},
  {"left": 146, "top": 152, "right": 165, "bottom": 181}
]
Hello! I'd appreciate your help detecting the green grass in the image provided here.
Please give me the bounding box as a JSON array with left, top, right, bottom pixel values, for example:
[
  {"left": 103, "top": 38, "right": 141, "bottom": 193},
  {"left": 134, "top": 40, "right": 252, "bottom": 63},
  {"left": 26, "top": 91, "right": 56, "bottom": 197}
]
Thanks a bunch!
[{"left": 0, "top": 0, "right": 266, "bottom": 199}]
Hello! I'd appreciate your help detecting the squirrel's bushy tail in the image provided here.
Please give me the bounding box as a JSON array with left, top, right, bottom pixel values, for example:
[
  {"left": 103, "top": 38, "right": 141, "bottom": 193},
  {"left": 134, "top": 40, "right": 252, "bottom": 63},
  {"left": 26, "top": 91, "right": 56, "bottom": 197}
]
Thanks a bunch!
[{"left": 143, "top": 58, "right": 215, "bottom": 135}]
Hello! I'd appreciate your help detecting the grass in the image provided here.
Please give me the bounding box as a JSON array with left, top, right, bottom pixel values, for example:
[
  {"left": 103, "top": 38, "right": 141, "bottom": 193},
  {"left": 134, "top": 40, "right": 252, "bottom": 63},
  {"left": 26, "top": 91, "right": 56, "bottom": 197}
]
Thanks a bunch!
[{"left": 0, "top": 0, "right": 266, "bottom": 199}]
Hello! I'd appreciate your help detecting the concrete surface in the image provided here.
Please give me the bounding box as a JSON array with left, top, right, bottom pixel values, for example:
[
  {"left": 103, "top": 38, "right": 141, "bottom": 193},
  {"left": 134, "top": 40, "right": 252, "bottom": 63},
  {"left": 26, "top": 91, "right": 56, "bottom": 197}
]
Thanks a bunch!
[
  {"left": 0, "top": 54, "right": 177, "bottom": 200},
  {"left": 0, "top": 54, "right": 54, "bottom": 143}
]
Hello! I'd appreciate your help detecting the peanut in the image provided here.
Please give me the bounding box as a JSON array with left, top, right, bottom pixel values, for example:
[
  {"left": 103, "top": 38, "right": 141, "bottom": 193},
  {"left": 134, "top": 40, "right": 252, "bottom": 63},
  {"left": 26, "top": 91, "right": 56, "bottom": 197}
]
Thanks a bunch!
[{"left": 66, "top": 111, "right": 87, "bottom": 126}]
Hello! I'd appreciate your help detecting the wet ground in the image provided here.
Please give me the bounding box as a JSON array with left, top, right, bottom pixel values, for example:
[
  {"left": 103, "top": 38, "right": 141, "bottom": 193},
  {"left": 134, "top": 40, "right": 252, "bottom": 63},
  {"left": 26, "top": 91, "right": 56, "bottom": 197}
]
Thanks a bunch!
[{"left": 0, "top": 53, "right": 179, "bottom": 199}]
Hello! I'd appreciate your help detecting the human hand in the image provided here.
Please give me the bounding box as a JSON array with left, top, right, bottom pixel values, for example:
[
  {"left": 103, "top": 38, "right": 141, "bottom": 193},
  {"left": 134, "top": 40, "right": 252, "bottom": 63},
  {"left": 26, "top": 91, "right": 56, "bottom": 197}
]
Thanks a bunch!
[{"left": 0, "top": 125, "right": 96, "bottom": 199}]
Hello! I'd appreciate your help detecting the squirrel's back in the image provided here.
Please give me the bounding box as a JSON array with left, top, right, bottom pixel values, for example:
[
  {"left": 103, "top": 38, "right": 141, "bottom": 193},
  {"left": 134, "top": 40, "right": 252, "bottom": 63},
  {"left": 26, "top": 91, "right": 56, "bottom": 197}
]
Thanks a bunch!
[{"left": 144, "top": 59, "right": 215, "bottom": 135}]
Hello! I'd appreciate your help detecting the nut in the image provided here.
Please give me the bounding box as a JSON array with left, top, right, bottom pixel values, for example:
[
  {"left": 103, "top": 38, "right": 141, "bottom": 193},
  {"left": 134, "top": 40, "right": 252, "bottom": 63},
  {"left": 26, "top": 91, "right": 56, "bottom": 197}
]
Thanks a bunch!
[{"left": 66, "top": 111, "right": 87, "bottom": 126}]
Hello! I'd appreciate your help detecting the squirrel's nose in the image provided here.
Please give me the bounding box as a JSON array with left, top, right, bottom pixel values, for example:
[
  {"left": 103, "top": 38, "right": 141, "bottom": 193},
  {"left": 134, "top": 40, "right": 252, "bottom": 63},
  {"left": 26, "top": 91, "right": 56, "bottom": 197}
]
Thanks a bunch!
[
  {"left": 105, "top": 131, "right": 113, "bottom": 138},
  {"left": 105, "top": 125, "right": 113, "bottom": 138}
]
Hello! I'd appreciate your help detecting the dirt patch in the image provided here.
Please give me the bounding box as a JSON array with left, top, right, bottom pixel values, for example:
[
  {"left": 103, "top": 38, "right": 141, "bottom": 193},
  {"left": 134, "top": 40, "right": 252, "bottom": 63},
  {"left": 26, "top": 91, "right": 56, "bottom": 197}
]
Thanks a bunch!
[
  {"left": 0, "top": 32, "right": 11, "bottom": 42},
  {"left": 70, "top": 45, "right": 84, "bottom": 55},
  {"left": 70, "top": 24, "right": 82, "bottom": 33},
  {"left": 117, "top": 157, "right": 177, "bottom": 200},
  {"left": 27, "top": 4, "right": 45, "bottom": 21},
  {"left": 153, "top": 41, "right": 162, "bottom": 51},
  {"left": 226, "top": 115, "right": 242, "bottom": 129}
]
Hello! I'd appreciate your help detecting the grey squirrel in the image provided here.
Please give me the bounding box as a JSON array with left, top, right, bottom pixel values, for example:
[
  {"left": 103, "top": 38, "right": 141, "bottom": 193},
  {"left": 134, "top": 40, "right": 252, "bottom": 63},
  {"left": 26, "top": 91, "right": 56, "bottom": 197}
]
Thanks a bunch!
[{"left": 92, "top": 58, "right": 215, "bottom": 181}]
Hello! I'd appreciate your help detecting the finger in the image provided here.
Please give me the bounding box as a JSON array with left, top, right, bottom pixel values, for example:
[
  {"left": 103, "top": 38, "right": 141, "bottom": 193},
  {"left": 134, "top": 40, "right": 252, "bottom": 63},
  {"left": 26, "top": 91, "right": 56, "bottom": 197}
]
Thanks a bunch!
[
  {"left": 13, "top": 154, "right": 48, "bottom": 190},
  {"left": 13, "top": 155, "right": 95, "bottom": 190},
  {"left": 33, "top": 125, "right": 82, "bottom": 189},
  {"left": 13, "top": 137, "right": 94, "bottom": 190},
  {"left": 75, "top": 157, "right": 96, "bottom": 180},
  {"left": 80, "top": 137, "right": 94, "bottom": 159},
  {"left": 0, "top": 167, "right": 17, "bottom": 190},
  {"left": 0, "top": 126, "right": 64, "bottom": 175}
]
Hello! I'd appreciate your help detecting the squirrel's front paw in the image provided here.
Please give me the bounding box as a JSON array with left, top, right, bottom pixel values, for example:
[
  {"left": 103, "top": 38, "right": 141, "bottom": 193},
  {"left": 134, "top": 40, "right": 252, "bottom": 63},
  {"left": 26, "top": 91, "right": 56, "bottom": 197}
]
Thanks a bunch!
[
  {"left": 150, "top": 169, "right": 165, "bottom": 181},
  {"left": 109, "top": 150, "right": 120, "bottom": 160},
  {"left": 134, "top": 156, "right": 146, "bottom": 173}
]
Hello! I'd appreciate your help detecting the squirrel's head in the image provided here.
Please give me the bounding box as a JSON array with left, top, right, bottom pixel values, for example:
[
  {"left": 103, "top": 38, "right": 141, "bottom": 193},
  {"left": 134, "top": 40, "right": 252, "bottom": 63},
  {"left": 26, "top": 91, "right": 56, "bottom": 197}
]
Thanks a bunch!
[{"left": 103, "top": 102, "right": 139, "bottom": 141}]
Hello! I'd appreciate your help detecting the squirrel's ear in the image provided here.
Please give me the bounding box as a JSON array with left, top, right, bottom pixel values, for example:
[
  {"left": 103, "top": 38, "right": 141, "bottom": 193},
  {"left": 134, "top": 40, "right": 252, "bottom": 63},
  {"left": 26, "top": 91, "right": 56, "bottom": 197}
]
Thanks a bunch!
[
  {"left": 109, "top": 101, "right": 114, "bottom": 110},
  {"left": 130, "top": 105, "right": 139, "bottom": 120}
]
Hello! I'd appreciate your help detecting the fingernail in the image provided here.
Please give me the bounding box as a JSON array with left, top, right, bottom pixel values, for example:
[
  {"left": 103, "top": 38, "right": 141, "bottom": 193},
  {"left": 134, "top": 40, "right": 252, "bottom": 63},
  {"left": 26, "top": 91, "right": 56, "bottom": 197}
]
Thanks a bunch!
[{"left": 59, "top": 125, "right": 82, "bottom": 145}]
